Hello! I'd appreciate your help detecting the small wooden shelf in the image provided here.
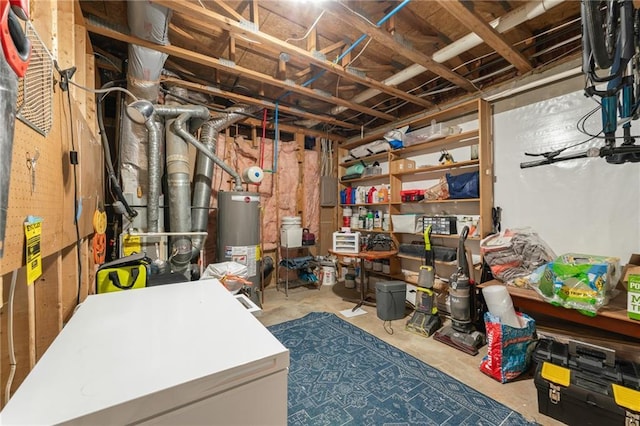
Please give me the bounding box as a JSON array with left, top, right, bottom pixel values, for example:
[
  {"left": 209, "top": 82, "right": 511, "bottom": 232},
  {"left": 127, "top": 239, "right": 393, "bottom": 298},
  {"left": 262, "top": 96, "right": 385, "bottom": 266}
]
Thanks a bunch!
[
  {"left": 342, "top": 98, "right": 483, "bottom": 149},
  {"left": 391, "top": 159, "right": 479, "bottom": 177},
  {"left": 341, "top": 203, "right": 389, "bottom": 207},
  {"left": 390, "top": 130, "right": 479, "bottom": 156},
  {"left": 397, "top": 253, "right": 457, "bottom": 266},
  {"left": 340, "top": 152, "right": 388, "bottom": 167},
  {"left": 389, "top": 198, "right": 479, "bottom": 205},
  {"left": 350, "top": 228, "right": 391, "bottom": 234},
  {"left": 340, "top": 173, "right": 389, "bottom": 184},
  {"left": 393, "top": 231, "right": 481, "bottom": 240}
]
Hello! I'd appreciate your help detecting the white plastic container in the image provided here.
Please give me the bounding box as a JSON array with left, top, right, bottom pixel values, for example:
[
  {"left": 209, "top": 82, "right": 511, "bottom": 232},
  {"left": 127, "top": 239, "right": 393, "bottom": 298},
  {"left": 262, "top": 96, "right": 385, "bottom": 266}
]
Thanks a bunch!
[{"left": 281, "top": 228, "right": 303, "bottom": 248}]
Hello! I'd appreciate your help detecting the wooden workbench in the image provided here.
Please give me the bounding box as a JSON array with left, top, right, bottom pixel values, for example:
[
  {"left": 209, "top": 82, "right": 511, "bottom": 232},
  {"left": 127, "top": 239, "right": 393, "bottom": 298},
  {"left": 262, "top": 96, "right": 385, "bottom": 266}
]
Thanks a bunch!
[{"left": 479, "top": 280, "right": 640, "bottom": 339}]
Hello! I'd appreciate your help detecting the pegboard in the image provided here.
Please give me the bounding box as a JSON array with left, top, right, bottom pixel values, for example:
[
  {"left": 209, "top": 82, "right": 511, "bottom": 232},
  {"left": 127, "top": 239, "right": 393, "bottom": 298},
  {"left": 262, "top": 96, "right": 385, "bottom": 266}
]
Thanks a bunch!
[{"left": 0, "top": 90, "right": 102, "bottom": 274}]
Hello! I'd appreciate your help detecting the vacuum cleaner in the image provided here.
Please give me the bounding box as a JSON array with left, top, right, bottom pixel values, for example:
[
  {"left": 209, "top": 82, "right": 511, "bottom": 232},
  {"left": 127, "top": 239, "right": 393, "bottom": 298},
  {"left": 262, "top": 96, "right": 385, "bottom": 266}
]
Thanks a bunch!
[
  {"left": 406, "top": 225, "right": 441, "bottom": 337},
  {"left": 433, "top": 226, "right": 485, "bottom": 355}
]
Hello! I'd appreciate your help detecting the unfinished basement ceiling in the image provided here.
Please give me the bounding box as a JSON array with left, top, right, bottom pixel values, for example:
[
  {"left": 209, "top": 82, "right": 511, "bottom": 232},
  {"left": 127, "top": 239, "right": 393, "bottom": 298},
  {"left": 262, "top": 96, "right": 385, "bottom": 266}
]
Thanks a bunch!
[{"left": 80, "top": 0, "right": 582, "bottom": 138}]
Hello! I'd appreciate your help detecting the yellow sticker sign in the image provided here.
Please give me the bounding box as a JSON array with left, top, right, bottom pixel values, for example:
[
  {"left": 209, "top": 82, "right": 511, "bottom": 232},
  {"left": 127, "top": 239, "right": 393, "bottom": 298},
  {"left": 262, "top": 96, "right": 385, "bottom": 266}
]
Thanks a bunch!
[
  {"left": 122, "top": 234, "right": 142, "bottom": 257},
  {"left": 24, "top": 219, "right": 43, "bottom": 284}
]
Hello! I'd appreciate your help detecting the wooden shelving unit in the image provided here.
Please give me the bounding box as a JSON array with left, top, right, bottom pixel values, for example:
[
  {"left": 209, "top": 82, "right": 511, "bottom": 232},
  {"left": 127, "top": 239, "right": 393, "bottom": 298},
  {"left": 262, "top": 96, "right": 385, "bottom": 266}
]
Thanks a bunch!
[{"left": 336, "top": 98, "right": 493, "bottom": 282}]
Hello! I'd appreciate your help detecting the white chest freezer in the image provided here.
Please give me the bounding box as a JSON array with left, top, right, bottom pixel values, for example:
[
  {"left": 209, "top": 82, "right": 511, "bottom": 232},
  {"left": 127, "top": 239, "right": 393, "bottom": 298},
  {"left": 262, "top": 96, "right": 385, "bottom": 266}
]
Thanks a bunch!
[{"left": 1, "top": 279, "right": 289, "bottom": 425}]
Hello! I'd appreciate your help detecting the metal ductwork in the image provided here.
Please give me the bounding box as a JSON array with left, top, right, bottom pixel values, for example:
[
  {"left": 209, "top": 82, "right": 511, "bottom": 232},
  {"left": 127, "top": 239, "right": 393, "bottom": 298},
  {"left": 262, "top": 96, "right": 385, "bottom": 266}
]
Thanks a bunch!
[
  {"left": 190, "top": 105, "right": 259, "bottom": 258},
  {"left": 121, "top": 1, "right": 171, "bottom": 197},
  {"left": 163, "top": 88, "right": 194, "bottom": 275}
]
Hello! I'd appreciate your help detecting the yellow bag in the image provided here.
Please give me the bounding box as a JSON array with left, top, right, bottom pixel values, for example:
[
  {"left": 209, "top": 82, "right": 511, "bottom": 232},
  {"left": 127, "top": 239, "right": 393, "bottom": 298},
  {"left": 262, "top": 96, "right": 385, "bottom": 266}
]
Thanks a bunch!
[{"left": 96, "top": 253, "right": 149, "bottom": 294}]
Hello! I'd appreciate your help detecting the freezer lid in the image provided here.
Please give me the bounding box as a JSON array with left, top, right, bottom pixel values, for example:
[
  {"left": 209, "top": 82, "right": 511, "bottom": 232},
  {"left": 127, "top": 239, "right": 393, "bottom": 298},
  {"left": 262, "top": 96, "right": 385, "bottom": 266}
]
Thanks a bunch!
[{"left": 1, "top": 279, "right": 289, "bottom": 425}]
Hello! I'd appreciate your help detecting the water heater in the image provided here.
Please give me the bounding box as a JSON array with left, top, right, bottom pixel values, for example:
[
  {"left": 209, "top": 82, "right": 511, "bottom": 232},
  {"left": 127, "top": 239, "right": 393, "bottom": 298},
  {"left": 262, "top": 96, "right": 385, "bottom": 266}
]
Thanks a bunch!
[{"left": 217, "top": 191, "right": 261, "bottom": 305}]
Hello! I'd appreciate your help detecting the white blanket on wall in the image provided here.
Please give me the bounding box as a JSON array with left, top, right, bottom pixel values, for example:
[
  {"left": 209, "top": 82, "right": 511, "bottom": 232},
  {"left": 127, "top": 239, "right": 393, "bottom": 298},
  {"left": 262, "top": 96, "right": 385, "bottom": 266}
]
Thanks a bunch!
[{"left": 493, "top": 90, "right": 640, "bottom": 261}]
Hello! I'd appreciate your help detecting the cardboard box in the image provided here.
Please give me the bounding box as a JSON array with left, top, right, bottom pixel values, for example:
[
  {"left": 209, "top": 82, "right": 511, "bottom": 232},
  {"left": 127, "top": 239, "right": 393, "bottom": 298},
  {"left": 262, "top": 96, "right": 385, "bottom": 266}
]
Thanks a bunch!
[
  {"left": 390, "top": 159, "right": 415, "bottom": 174},
  {"left": 620, "top": 253, "right": 640, "bottom": 290},
  {"left": 628, "top": 274, "right": 640, "bottom": 320}
]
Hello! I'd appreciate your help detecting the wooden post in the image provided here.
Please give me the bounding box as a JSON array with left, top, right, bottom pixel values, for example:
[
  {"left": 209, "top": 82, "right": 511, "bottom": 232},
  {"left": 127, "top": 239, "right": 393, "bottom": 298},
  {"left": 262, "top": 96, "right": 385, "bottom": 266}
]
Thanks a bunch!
[{"left": 34, "top": 254, "right": 63, "bottom": 361}]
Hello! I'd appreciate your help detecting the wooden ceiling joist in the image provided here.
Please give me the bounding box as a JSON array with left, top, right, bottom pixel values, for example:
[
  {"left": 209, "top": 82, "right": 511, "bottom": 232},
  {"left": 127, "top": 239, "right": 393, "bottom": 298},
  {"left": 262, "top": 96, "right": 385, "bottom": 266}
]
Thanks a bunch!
[
  {"left": 152, "top": 0, "right": 434, "bottom": 109},
  {"left": 437, "top": 0, "right": 533, "bottom": 74},
  {"left": 325, "top": 2, "right": 477, "bottom": 93},
  {"left": 175, "top": 12, "right": 309, "bottom": 72},
  {"left": 243, "top": 117, "right": 346, "bottom": 142},
  {"left": 85, "top": 22, "right": 395, "bottom": 125},
  {"left": 209, "top": 0, "right": 245, "bottom": 21},
  {"left": 161, "top": 77, "right": 360, "bottom": 130}
]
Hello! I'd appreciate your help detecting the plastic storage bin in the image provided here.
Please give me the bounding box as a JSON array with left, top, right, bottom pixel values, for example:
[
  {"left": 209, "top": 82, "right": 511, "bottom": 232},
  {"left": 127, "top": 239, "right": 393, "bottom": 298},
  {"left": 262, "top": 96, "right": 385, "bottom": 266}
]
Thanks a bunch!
[
  {"left": 376, "top": 281, "right": 407, "bottom": 321},
  {"left": 332, "top": 232, "right": 360, "bottom": 253},
  {"left": 391, "top": 214, "right": 422, "bottom": 234}
]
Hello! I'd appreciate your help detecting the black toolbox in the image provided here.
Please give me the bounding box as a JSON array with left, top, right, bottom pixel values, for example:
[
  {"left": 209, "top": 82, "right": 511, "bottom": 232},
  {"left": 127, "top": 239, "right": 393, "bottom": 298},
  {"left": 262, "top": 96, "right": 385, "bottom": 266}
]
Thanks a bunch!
[{"left": 533, "top": 338, "right": 640, "bottom": 426}]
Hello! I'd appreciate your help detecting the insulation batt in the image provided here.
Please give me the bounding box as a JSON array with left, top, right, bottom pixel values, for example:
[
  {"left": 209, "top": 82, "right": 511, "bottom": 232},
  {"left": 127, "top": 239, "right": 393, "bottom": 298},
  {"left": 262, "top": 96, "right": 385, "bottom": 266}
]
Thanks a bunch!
[{"left": 209, "top": 134, "right": 319, "bottom": 253}]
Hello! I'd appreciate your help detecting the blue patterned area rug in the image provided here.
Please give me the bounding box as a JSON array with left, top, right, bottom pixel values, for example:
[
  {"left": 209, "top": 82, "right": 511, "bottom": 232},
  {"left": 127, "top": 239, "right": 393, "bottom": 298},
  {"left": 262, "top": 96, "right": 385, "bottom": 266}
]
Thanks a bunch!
[{"left": 268, "top": 312, "right": 536, "bottom": 426}]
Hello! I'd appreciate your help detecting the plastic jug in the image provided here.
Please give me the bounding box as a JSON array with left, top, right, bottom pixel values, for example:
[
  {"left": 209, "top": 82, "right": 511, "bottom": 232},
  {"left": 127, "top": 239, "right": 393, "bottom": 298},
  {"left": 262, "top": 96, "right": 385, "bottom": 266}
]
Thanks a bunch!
[
  {"left": 378, "top": 185, "right": 389, "bottom": 203},
  {"left": 345, "top": 187, "right": 353, "bottom": 205},
  {"left": 367, "top": 187, "right": 377, "bottom": 204}
]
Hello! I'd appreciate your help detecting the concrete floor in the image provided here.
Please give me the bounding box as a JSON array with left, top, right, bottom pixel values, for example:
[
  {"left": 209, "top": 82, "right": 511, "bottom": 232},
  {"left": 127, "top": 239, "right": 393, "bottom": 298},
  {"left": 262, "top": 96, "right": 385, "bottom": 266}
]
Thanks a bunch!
[{"left": 257, "top": 281, "right": 565, "bottom": 426}]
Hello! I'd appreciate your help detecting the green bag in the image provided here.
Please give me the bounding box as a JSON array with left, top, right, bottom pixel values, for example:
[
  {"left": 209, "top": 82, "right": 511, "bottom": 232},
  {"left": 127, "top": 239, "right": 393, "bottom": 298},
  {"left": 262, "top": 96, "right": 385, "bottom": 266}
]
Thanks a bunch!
[{"left": 96, "top": 253, "right": 149, "bottom": 294}]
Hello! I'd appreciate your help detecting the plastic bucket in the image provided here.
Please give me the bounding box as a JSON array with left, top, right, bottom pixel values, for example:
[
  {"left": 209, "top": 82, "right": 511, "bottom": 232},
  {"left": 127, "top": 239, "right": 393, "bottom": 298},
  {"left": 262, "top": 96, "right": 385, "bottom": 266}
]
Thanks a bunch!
[{"left": 321, "top": 265, "right": 336, "bottom": 286}]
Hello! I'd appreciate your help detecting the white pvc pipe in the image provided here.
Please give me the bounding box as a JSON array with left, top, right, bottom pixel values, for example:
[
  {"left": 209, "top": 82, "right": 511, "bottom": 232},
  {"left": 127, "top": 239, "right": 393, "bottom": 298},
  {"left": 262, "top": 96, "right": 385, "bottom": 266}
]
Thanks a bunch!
[
  {"left": 329, "top": 0, "right": 565, "bottom": 117},
  {"left": 485, "top": 66, "right": 581, "bottom": 102}
]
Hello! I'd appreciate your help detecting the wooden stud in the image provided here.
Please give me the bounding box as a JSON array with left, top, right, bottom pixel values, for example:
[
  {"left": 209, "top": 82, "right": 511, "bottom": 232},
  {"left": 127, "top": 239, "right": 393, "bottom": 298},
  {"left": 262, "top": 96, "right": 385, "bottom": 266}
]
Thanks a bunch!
[
  {"left": 386, "top": 13, "right": 396, "bottom": 35},
  {"left": 250, "top": 0, "right": 260, "bottom": 26},
  {"left": 340, "top": 46, "right": 351, "bottom": 68},
  {"left": 306, "top": 25, "right": 316, "bottom": 52},
  {"left": 251, "top": 126, "right": 258, "bottom": 148},
  {"left": 27, "top": 283, "right": 35, "bottom": 369},
  {"left": 277, "top": 57, "right": 287, "bottom": 80},
  {"left": 60, "top": 245, "right": 78, "bottom": 324},
  {"left": 229, "top": 35, "right": 236, "bottom": 63},
  {"left": 1, "top": 268, "right": 30, "bottom": 404},
  {"left": 34, "top": 254, "right": 62, "bottom": 361},
  {"left": 295, "top": 133, "right": 304, "bottom": 221},
  {"left": 213, "top": 0, "right": 245, "bottom": 21}
]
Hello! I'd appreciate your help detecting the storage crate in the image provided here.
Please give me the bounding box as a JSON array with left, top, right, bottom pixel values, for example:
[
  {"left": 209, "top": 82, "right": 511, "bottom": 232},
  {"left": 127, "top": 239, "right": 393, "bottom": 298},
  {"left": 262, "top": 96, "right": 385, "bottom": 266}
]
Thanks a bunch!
[
  {"left": 391, "top": 214, "right": 422, "bottom": 234},
  {"left": 332, "top": 232, "right": 360, "bottom": 253}
]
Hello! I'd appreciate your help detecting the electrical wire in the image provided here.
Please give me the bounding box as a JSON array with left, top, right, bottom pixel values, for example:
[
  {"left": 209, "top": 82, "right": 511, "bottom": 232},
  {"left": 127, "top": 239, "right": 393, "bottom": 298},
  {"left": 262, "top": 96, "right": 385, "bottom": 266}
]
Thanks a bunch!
[
  {"left": 524, "top": 106, "right": 603, "bottom": 159},
  {"left": 340, "top": 2, "right": 376, "bottom": 26},
  {"left": 65, "top": 86, "right": 84, "bottom": 306},
  {"left": 345, "top": 37, "right": 373, "bottom": 68},
  {"left": 285, "top": 11, "right": 326, "bottom": 43},
  {"left": 4, "top": 269, "right": 18, "bottom": 405},
  {"left": 383, "top": 320, "right": 394, "bottom": 335},
  {"left": 67, "top": 80, "right": 139, "bottom": 102},
  {"left": 92, "top": 52, "right": 121, "bottom": 72}
]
